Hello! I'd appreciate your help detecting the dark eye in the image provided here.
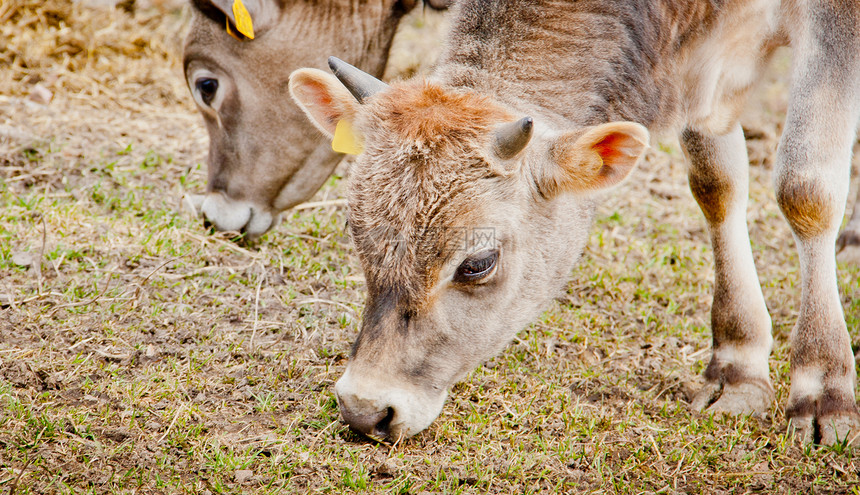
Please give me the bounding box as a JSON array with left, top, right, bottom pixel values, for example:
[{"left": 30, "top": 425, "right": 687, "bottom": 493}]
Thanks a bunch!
[
  {"left": 195, "top": 77, "right": 219, "bottom": 106},
  {"left": 454, "top": 249, "right": 499, "bottom": 283}
]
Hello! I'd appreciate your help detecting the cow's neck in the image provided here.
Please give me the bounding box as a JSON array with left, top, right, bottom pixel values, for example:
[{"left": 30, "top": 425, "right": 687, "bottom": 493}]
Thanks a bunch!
[{"left": 434, "top": 0, "right": 719, "bottom": 129}]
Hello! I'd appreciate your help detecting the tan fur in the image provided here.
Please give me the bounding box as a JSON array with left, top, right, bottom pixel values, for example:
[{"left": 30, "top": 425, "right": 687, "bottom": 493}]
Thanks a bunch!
[{"left": 372, "top": 81, "right": 513, "bottom": 149}]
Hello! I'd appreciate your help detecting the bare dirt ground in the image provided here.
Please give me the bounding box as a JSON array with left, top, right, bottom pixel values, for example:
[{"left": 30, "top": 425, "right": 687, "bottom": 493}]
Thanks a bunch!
[{"left": 1, "top": 1, "right": 859, "bottom": 493}]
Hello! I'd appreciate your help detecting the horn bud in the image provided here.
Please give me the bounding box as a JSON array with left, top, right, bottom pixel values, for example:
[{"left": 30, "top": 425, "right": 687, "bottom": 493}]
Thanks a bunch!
[
  {"left": 494, "top": 117, "right": 533, "bottom": 160},
  {"left": 328, "top": 56, "right": 389, "bottom": 104}
]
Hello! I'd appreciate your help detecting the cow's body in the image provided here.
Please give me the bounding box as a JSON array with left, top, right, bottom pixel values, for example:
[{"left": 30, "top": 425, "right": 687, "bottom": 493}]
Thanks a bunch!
[
  {"left": 183, "top": 0, "right": 449, "bottom": 237},
  {"left": 290, "top": 0, "right": 860, "bottom": 444},
  {"left": 436, "top": 0, "right": 785, "bottom": 134}
]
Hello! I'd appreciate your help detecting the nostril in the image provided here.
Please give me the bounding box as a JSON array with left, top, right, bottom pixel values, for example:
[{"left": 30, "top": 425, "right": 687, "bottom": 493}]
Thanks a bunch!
[
  {"left": 340, "top": 405, "right": 396, "bottom": 440},
  {"left": 373, "top": 407, "right": 395, "bottom": 439}
]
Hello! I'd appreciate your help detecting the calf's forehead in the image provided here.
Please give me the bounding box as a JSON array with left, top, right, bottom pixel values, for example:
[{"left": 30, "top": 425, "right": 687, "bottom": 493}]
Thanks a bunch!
[
  {"left": 358, "top": 80, "right": 513, "bottom": 150},
  {"left": 348, "top": 174, "right": 493, "bottom": 305},
  {"left": 347, "top": 81, "right": 513, "bottom": 302}
]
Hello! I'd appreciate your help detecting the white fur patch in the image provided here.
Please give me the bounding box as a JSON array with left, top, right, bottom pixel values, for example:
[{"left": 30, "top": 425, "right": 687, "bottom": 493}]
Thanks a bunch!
[
  {"left": 200, "top": 192, "right": 275, "bottom": 236},
  {"left": 790, "top": 367, "right": 825, "bottom": 400},
  {"left": 713, "top": 341, "right": 772, "bottom": 379}
]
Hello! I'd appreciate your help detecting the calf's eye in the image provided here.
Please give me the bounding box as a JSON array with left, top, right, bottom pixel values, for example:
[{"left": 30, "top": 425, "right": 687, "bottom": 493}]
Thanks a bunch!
[
  {"left": 195, "top": 77, "right": 219, "bottom": 106},
  {"left": 454, "top": 249, "right": 499, "bottom": 283}
]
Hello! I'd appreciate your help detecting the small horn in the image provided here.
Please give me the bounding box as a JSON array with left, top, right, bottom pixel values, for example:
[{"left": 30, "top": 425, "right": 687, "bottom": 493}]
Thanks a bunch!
[
  {"left": 328, "top": 56, "right": 389, "bottom": 104},
  {"left": 494, "top": 117, "right": 534, "bottom": 160}
]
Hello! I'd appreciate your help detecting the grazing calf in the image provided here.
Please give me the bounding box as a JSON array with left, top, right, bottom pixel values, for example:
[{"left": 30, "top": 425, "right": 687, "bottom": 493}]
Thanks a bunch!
[
  {"left": 290, "top": 0, "right": 860, "bottom": 444},
  {"left": 184, "top": 0, "right": 449, "bottom": 237}
]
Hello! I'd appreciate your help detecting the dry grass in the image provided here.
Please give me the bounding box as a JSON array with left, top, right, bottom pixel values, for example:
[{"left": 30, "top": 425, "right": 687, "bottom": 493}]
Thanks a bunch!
[{"left": 1, "top": 2, "right": 859, "bottom": 493}]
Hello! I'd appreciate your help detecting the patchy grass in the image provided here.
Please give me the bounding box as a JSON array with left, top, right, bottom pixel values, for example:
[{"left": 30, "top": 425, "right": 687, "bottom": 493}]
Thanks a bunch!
[{"left": 1, "top": 1, "right": 859, "bottom": 494}]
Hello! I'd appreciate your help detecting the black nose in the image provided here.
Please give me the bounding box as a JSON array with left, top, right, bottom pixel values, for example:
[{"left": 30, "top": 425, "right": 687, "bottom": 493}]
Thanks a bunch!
[{"left": 340, "top": 405, "right": 395, "bottom": 440}]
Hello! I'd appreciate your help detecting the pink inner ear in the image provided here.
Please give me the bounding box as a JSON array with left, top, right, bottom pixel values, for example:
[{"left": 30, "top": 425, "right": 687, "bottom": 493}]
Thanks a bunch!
[
  {"left": 294, "top": 78, "right": 341, "bottom": 128},
  {"left": 593, "top": 132, "right": 632, "bottom": 165}
]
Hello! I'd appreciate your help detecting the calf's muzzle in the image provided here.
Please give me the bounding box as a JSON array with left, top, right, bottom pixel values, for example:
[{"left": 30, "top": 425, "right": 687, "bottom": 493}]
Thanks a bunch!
[
  {"left": 334, "top": 362, "right": 447, "bottom": 441},
  {"left": 189, "top": 192, "right": 279, "bottom": 237}
]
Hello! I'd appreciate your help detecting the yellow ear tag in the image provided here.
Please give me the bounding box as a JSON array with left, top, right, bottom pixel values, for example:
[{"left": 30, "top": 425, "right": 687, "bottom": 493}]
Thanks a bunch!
[
  {"left": 232, "top": 0, "right": 255, "bottom": 39},
  {"left": 332, "top": 120, "right": 363, "bottom": 155},
  {"left": 225, "top": 18, "right": 242, "bottom": 41}
]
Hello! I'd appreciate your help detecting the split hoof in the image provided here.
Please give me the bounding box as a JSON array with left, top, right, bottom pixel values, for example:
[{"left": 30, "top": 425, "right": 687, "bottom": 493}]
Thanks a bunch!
[
  {"left": 692, "top": 380, "right": 773, "bottom": 417},
  {"left": 789, "top": 411, "right": 860, "bottom": 447}
]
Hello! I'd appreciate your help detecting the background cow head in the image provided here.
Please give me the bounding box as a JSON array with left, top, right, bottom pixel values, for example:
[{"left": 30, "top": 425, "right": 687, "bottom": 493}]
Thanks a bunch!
[{"left": 184, "top": 0, "right": 450, "bottom": 237}]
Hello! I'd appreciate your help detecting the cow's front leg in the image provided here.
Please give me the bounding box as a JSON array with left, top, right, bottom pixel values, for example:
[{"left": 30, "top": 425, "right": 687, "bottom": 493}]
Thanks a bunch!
[
  {"left": 776, "top": 5, "right": 860, "bottom": 443},
  {"left": 682, "top": 124, "right": 774, "bottom": 416}
]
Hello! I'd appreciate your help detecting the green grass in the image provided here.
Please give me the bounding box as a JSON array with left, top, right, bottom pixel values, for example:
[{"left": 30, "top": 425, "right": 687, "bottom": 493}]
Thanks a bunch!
[{"left": 6, "top": 144, "right": 855, "bottom": 492}]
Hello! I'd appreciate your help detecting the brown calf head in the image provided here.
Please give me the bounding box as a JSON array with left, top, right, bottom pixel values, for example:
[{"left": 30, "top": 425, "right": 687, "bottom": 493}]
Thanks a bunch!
[
  {"left": 184, "top": 0, "right": 421, "bottom": 237},
  {"left": 290, "top": 62, "right": 649, "bottom": 440}
]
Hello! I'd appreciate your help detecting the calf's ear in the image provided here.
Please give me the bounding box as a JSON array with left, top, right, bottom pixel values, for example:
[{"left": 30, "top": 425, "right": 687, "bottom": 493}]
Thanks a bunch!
[
  {"left": 289, "top": 69, "right": 360, "bottom": 138},
  {"left": 536, "top": 122, "right": 649, "bottom": 197}
]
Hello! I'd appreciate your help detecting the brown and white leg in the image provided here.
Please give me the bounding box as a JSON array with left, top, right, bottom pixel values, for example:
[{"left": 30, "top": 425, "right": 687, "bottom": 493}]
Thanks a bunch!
[
  {"left": 777, "top": 2, "right": 860, "bottom": 445},
  {"left": 682, "top": 123, "right": 774, "bottom": 416}
]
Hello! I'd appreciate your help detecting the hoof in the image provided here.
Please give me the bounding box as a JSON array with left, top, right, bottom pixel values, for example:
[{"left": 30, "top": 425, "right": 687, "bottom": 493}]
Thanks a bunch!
[
  {"left": 692, "top": 380, "right": 773, "bottom": 417},
  {"left": 789, "top": 411, "right": 860, "bottom": 446}
]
